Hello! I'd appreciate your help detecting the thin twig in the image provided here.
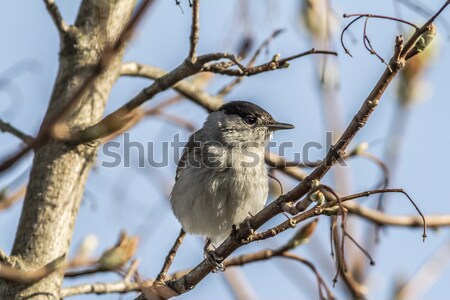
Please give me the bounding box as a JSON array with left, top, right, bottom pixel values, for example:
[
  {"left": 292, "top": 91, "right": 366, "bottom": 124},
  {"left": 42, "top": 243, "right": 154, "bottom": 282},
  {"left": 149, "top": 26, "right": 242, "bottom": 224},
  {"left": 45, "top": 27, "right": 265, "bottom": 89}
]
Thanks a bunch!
[
  {"left": 0, "top": 185, "right": 26, "bottom": 211},
  {"left": 217, "top": 29, "right": 285, "bottom": 96},
  {"left": 61, "top": 280, "right": 150, "bottom": 298},
  {"left": 344, "top": 13, "right": 419, "bottom": 29},
  {"left": 359, "top": 152, "right": 389, "bottom": 190},
  {"left": 203, "top": 49, "right": 337, "bottom": 76},
  {"left": 282, "top": 253, "right": 335, "bottom": 300},
  {"left": 344, "top": 231, "right": 375, "bottom": 265},
  {"left": 341, "top": 15, "right": 365, "bottom": 57},
  {"left": 340, "top": 12, "right": 419, "bottom": 57},
  {"left": 0, "top": 119, "right": 34, "bottom": 144},
  {"left": 188, "top": 0, "right": 200, "bottom": 62},
  {"left": 120, "top": 62, "right": 223, "bottom": 111},
  {"left": 345, "top": 202, "right": 450, "bottom": 229},
  {"left": 155, "top": 229, "right": 186, "bottom": 284},
  {"left": 362, "top": 17, "right": 392, "bottom": 70},
  {"left": 0, "top": 255, "right": 64, "bottom": 283},
  {"left": 224, "top": 248, "right": 334, "bottom": 300},
  {"left": 331, "top": 222, "right": 365, "bottom": 297},
  {"left": 43, "top": 0, "right": 69, "bottom": 34},
  {"left": 124, "top": 259, "right": 140, "bottom": 282},
  {"left": 64, "top": 266, "right": 107, "bottom": 278}
]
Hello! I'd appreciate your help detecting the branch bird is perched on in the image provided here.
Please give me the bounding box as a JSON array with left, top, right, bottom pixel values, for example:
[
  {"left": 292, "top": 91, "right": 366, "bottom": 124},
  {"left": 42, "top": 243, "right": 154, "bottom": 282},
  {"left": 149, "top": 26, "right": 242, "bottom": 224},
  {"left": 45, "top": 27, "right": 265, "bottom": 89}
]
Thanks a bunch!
[{"left": 170, "top": 101, "right": 294, "bottom": 265}]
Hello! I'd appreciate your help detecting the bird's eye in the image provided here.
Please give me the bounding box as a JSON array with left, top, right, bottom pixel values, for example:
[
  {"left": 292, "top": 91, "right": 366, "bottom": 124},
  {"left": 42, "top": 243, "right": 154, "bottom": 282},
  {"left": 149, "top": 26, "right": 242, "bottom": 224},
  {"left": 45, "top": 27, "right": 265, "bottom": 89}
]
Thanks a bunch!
[{"left": 243, "top": 115, "right": 257, "bottom": 125}]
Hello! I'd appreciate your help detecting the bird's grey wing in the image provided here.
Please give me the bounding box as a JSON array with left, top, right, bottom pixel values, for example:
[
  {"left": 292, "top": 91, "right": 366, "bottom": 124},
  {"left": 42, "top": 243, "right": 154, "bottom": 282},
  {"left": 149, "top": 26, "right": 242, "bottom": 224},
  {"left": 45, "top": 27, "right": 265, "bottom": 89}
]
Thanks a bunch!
[{"left": 175, "top": 132, "right": 199, "bottom": 181}]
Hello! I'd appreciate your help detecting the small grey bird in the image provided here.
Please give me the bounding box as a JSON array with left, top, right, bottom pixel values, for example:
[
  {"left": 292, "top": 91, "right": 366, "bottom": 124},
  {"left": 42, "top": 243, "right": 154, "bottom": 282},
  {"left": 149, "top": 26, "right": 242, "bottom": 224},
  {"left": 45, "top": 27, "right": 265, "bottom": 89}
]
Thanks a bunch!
[{"left": 170, "top": 101, "right": 294, "bottom": 249}]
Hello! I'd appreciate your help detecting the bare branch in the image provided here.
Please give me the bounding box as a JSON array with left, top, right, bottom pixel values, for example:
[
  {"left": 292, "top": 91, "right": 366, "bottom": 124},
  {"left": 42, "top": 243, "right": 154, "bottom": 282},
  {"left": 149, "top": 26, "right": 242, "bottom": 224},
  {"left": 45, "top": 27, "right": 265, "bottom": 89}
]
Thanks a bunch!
[
  {"left": 283, "top": 253, "right": 336, "bottom": 300},
  {"left": 203, "top": 49, "right": 338, "bottom": 76},
  {"left": 0, "top": 119, "right": 34, "bottom": 144},
  {"left": 61, "top": 280, "right": 149, "bottom": 298},
  {"left": 225, "top": 251, "right": 334, "bottom": 300},
  {"left": 331, "top": 222, "right": 366, "bottom": 297},
  {"left": 43, "top": 0, "right": 69, "bottom": 34},
  {"left": 345, "top": 202, "right": 450, "bottom": 229},
  {"left": 217, "top": 29, "right": 285, "bottom": 96},
  {"left": 222, "top": 221, "right": 332, "bottom": 300},
  {"left": 264, "top": 152, "right": 308, "bottom": 181},
  {"left": 340, "top": 13, "right": 419, "bottom": 57},
  {"left": 0, "top": 186, "right": 26, "bottom": 211},
  {"left": 124, "top": 259, "right": 140, "bottom": 282},
  {"left": 344, "top": 13, "right": 419, "bottom": 29},
  {"left": 188, "top": 0, "right": 200, "bottom": 62},
  {"left": 120, "top": 62, "right": 223, "bottom": 111},
  {"left": 0, "top": 255, "right": 64, "bottom": 283},
  {"left": 64, "top": 266, "right": 106, "bottom": 278},
  {"left": 155, "top": 229, "right": 185, "bottom": 284},
  {"left": 344, "top": 231, "right": 375, "bottom": 265}
]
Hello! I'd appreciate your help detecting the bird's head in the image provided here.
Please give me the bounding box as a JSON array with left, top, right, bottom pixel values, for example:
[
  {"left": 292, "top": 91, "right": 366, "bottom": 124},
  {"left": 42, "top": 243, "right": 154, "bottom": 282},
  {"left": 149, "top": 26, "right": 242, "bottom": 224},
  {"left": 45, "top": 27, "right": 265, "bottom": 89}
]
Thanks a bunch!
[{"left": 203, "top": 101, "right": 294, "bottom": 147}]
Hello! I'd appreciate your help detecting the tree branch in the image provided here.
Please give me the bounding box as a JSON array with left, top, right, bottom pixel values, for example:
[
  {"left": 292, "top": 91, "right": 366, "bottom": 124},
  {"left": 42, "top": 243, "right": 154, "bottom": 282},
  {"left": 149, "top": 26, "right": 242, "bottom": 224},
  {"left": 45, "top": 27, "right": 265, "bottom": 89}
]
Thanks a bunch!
[
  {"left": 0, "top": 185, "right": 26, "bottom": 211},
  {"left": 188, "top": 0, "right": 200, "bottom": 62},
  {"left": 120, "top": 62, "right": 223, "bottom": 111},
  {"left": 202, "top": 49, "right": 337, "bottom": 76},
  {"left": 225, "top": 250, "right": 334, "bottom": 300},
  {"left": 0, "top": 255, "right": 64, "bottom": 283},
  {"left": 345, "top": 202, "right": 450, "bottom": 229},
  {"left": 43, "top": 0, "right": 69, "bottom": 34},
  {"left": 61, "top": 280, "right": 148, "bottom": 298},
  {"left": 0, "top": 119, "right": 34, "bottom": 144},
  {"left": 217, "top": 28, "right": 285, "bottom": 96},
  {"left": 155, "top": 229, "right": 185, "bottom": 284}
]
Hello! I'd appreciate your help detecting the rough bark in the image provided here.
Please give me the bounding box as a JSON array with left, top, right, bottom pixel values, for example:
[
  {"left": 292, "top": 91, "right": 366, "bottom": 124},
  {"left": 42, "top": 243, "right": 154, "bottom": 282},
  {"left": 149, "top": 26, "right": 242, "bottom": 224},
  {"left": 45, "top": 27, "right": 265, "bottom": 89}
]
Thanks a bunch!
[{"left": 0, "top": 0, "right": 136, "bottom": 299}]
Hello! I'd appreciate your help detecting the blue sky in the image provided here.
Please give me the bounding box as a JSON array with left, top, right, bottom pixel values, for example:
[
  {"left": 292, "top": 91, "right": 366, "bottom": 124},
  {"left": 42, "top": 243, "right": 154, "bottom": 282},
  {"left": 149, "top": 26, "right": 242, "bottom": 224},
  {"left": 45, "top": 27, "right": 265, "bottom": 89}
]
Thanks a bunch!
[{"left": 1, "top": 1, "right": 450, "bottom": 299}]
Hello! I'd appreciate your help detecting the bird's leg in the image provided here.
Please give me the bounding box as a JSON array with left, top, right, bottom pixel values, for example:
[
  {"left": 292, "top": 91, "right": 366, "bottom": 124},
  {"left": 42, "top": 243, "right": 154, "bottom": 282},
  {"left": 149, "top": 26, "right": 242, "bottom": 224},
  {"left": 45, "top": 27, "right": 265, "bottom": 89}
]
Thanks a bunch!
[
  {"left": 238, "top": 213, "right": 255, "bottom": 244},
  {"left": 203, "top": 238, "right": 224, "bottom": 272},
  {"left": 231, "top": 224, "right": 239, "bottom": 238}
]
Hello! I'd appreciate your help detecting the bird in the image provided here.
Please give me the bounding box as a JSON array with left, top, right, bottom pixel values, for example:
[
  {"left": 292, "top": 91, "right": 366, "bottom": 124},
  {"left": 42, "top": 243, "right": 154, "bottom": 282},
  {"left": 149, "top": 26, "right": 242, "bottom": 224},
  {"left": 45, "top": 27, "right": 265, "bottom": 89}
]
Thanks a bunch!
[{"left": 169, "top": 101, "right": 294, "bottom": 263}]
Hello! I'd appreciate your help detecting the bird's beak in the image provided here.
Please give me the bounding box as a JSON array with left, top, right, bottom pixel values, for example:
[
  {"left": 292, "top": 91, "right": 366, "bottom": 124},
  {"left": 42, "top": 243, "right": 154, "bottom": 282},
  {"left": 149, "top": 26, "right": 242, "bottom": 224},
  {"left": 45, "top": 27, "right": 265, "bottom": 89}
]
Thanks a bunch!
[{"left": 267, "top": 121, "right": 295, "bottom": 131}]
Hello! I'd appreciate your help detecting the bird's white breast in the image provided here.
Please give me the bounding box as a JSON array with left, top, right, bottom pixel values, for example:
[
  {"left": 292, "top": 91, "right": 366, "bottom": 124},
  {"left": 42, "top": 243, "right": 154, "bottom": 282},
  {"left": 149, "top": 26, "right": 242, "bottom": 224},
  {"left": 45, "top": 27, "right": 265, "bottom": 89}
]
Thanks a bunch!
[{"left": 170, "top": 144, "right": 268, "bottom": 244}]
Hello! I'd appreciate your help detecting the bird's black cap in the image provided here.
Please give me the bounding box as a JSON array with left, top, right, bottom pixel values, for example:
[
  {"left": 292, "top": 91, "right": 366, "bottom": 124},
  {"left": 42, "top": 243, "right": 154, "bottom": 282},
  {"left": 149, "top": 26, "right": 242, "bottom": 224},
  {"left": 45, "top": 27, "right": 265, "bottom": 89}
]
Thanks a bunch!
[
  {"left": 219, "top": 101, "right": 274, "bottom": 121},
  {"left": 219, "top": 101, "right": 294, "bottom": 130}
]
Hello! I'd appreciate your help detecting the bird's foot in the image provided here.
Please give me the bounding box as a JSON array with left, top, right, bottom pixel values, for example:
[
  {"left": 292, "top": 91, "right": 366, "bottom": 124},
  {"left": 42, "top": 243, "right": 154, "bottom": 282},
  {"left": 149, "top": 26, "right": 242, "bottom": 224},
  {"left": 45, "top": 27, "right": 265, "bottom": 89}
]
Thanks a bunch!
[
  {"left": 205, "top": 250, "right": 224, "bottom": 272},
  {"left": 203, "top": 239, "right": 224, "bottom": 272},
  {"left": 240, "top": 216, "right": 255, "bottom": 244}
]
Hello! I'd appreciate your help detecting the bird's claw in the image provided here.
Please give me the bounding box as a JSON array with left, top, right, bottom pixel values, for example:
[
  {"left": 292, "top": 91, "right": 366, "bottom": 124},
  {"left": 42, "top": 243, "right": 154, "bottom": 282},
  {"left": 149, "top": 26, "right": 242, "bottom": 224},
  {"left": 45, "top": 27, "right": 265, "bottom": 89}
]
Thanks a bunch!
[
  {"left": 239, "top": 216, "right": 254, "bottom": 244},
  {"left": 245, "top": 217, "right": 255, "bottom": 235},
  {"left": 205, "top": 250, "right": 224, "bottom": 272}
]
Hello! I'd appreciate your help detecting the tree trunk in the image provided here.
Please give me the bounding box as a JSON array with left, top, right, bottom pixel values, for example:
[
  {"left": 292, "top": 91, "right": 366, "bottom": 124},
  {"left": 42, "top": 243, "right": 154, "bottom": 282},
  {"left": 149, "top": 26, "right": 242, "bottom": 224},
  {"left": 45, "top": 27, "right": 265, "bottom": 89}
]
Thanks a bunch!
[{"left": 0, "top": 0, "right": 136, "bottom": 298}]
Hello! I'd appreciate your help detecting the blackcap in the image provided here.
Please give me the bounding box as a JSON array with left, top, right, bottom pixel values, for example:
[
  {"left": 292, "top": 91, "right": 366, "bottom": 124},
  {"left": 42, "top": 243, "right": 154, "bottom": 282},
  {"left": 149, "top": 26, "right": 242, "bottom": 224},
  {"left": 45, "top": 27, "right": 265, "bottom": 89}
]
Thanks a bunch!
[{"left": 170, "top": 101, "right": 294, "bottom": 247}]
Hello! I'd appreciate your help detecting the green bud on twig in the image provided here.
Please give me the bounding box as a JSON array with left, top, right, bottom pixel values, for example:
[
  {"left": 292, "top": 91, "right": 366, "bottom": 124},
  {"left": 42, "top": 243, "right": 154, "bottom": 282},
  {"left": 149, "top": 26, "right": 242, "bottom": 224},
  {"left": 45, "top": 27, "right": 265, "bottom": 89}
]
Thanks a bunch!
[{"left": 285, "top": 219, "right": 318, "bottom": 250}]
